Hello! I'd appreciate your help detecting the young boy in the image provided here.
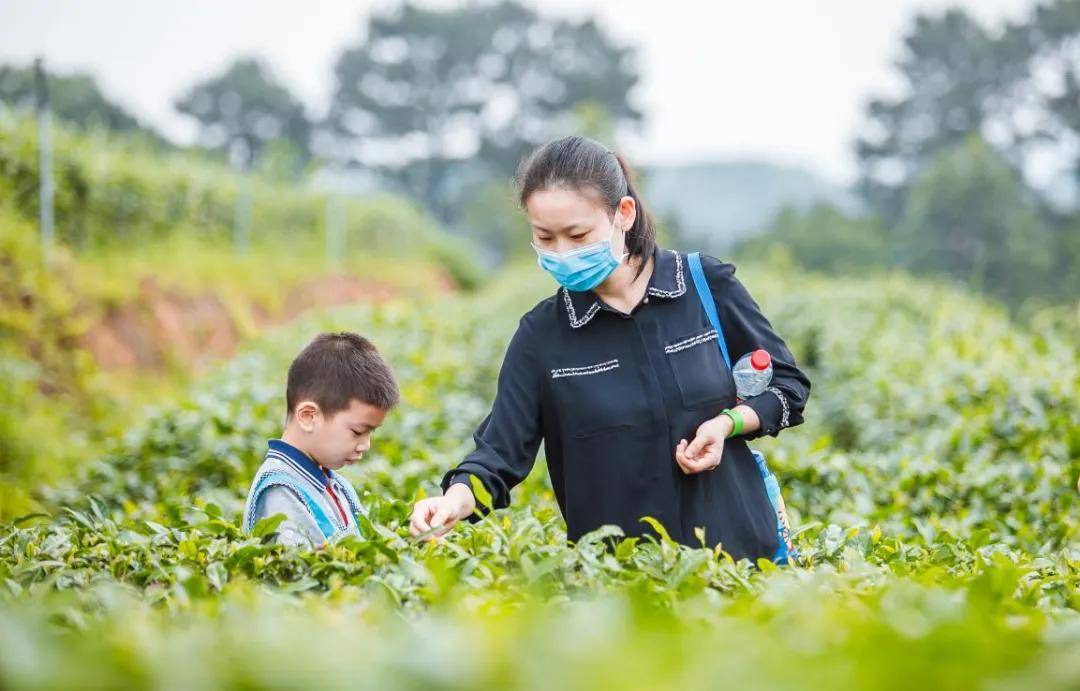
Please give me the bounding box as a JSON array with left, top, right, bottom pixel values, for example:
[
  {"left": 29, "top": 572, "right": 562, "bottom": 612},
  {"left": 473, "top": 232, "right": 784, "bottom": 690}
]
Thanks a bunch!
[{"left": 243, "top": 332, "right": 399, "bottom": 548}]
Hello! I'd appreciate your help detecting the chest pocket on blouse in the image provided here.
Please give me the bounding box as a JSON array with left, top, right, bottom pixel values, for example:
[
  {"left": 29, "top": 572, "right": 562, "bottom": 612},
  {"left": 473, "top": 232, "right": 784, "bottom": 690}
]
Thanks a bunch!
[
  {"left": 549, "top": 357, "right": 645, "bottom": 437},
  {"left": 664, "top": 328, "right": 736, "bottom": 410}
]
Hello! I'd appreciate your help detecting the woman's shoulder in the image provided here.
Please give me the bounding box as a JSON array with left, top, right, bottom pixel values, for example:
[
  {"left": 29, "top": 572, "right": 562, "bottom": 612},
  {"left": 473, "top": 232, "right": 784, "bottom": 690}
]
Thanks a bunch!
[
  {"left": 518, "top": 292, "right": 561, "bottom": 332},
  {"left": 693, "top": 252, "right": 738, "bottom": 281},
  {"left": 680, "top": 251, "right": 740, "bottom": 295},
  {"left": 498, "top": 294, "right": 560, "bottom": 365}
]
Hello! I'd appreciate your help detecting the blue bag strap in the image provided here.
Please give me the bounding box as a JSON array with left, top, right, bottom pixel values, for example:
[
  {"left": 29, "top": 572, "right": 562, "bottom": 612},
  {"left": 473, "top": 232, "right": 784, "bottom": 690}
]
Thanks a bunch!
[
  {"left": 687, "top": 252, "right": 732, "bottom": 369},
  {"left": 245, "top": 471, "right": 337, "bottom": 540},
  {"left": 751, "top": 450, "right": 794, "bottom": 564}
]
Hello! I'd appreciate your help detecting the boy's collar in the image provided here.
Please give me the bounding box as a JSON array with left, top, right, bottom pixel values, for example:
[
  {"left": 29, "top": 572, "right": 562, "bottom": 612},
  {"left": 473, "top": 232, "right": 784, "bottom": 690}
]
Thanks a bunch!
[{"left": 267, "top": 438, "right": 329, "bottom": 487}]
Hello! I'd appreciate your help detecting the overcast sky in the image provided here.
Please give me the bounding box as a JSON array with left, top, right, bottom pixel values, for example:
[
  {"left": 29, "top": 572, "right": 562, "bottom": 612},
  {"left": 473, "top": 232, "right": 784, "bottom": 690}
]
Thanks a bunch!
[{"left": 0, "top": 0, "right": 1037, "bottom": 183}]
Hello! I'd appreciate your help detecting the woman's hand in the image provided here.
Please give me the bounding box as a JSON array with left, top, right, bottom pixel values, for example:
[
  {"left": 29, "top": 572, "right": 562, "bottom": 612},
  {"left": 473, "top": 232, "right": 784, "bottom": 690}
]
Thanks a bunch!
[
  {"left": 675, "top": 415, "right": 733, "bottom": 474},
  {"left": 409, "top": 483, "right": 477, "bottom": 541}
]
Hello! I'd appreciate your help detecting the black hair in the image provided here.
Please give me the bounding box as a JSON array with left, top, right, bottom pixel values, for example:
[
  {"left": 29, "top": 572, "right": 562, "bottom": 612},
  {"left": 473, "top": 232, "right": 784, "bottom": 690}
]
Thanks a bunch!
[{"left": 286, "top": 332, "right": 399, "bottom": 417}]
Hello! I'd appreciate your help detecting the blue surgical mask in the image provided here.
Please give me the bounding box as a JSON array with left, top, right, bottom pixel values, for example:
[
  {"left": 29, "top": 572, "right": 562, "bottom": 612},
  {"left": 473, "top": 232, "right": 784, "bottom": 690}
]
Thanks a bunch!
[{"left": 532, "top": 216, "right": 627, "bottom": 292}]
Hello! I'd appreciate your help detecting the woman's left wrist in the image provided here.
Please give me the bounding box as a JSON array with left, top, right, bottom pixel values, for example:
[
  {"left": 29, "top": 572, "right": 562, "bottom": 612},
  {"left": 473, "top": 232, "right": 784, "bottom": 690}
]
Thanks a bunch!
[
  {"left": 715, "top": 411, "right": 735, "bottom": 438},
  {"left": 718, "top": 408, "right": 743, "bottom": 438}
]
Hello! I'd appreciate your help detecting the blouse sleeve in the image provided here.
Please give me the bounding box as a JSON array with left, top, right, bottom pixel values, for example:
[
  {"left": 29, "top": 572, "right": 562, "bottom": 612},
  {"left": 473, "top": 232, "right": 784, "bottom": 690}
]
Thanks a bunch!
[
  {"left": 701, "top": 255, "right": 811, "bottom": 440},
  {"left": 440, "top": 314, "right": 544, "bottom": 519}
]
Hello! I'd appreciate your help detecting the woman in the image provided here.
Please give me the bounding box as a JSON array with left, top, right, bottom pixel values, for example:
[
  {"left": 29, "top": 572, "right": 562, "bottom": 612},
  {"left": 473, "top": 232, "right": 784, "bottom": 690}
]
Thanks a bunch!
[{"left": 410, "top": 135, "right": 811, "bottom": 561}]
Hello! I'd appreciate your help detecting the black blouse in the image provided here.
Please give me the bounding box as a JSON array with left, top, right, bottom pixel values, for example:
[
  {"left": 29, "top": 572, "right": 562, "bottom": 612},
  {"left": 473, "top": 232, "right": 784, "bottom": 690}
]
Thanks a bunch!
[{"left": 441, "top": 245, "right": 811, "bottom": 561}]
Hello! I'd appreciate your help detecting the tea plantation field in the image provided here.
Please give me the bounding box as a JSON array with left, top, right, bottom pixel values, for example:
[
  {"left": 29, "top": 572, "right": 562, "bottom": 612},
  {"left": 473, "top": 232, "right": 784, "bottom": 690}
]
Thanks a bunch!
[{"left": 1, "top": 265, "right": 1077, "bottom": 690}]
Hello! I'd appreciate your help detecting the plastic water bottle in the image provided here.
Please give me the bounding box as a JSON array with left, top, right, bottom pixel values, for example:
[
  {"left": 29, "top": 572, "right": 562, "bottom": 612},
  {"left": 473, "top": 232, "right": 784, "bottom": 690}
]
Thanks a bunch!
[{"left": 732, "top": 348, "right": 772, "bottom": 400}]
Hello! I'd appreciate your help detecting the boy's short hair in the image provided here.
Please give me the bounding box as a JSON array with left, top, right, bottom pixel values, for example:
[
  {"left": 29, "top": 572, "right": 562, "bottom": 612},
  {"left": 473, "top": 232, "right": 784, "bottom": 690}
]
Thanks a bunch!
[{"left": 286, "top": 332, "right": 399, "bottom": 417}]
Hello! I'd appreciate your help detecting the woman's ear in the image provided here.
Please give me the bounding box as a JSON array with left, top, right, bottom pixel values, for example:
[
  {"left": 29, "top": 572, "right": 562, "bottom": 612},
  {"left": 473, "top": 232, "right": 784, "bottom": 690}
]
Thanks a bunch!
[
  {"left": 616, "top": 196, "right": 637, "bottom": 231},
  {"left": 294, "top": 401, "right": 321, "bottom": 432}
]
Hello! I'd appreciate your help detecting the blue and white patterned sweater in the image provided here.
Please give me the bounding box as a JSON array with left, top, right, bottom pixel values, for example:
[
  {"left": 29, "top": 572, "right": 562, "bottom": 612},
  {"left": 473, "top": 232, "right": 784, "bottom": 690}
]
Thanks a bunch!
[{"left": 243, "top": 439, "right": 366, "bottom": 548}]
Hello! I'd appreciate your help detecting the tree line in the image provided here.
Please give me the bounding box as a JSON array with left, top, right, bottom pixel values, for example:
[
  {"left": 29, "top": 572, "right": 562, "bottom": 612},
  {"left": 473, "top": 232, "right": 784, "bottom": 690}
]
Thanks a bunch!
[
  {"left": 2, "top": 0, "right": 1077, "bottom": 307},
  {"left": 741, "top": 0, "right": 1079, "bottom": 309},
  {"left": 1, "top": 0, "right": 639, "bottom": 236}
]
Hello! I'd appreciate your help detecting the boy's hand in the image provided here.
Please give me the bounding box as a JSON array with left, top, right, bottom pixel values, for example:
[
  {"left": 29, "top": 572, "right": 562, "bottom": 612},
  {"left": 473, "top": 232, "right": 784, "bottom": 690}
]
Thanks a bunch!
[{"left": 410, "top": 483, "right": 476, "bottom": 541}]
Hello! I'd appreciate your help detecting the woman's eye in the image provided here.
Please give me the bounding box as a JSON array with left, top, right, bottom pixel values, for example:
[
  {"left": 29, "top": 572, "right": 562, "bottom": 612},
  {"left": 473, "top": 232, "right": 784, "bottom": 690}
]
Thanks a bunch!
[{"left": 571, "top": 234, "right": 588, "bottom": 241}]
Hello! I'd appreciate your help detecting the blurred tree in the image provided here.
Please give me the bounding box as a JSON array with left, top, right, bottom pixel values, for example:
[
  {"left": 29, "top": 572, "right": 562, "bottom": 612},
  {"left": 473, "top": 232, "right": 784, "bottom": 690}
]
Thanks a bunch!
[
  {"left": 852, "top": 1, "right": 1079, "bottom": 308},
  {"left": 853, "top": 10, "right": 1029, "bottom": 224},
  {"left": 175, "top": 57, "right": 311, "bottom": 172},
  {"left": 254, "top": 138, "right": 312, "bottom": 181},
  {"left": 895, "top": 136, "right": 1054, "bottom": 304},
  {"left": 461, "top": 178, "right": 528, "bottom": 262},
  {"left": 1056, "top": 213, "right": 1080, "bottom": 301},
  {"left": 0, "top": 63, "right": 162, "bottom": 141},
  {"left": 735, "top": 204, "right": 889, "bottom": 275},
  {"left": 855, "top": 2, "right": 1080, "bottom": 223},
  {"left": 1020, "top": 2, "right": 1080, "bottom": 306},
  {"left": 1044, "top": 67, "right": 1080, "bottom": 189},
  {"left": 1015, "top": 0, "right": 1080, "bottom": 192},
  {"left": 324, "top": 0, "right": 642, "bottom": 223}
]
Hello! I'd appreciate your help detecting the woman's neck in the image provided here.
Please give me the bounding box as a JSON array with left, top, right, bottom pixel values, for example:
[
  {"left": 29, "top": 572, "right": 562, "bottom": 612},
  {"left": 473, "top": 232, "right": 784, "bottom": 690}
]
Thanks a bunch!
[{"left": 593, "top": 254, "right": 653, "bottom": 314}]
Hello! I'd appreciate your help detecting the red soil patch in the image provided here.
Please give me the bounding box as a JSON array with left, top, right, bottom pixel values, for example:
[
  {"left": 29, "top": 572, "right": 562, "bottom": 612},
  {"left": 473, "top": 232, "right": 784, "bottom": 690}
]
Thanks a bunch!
[{"left": 81, "top": 274, "right": 407, "bottom": 372}]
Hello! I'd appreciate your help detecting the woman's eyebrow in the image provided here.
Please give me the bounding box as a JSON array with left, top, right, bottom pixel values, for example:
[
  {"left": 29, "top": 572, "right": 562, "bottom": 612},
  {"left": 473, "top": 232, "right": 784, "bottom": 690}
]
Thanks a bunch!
[{"left": 533, "top": 222, "right": 583, "bottom": 233}]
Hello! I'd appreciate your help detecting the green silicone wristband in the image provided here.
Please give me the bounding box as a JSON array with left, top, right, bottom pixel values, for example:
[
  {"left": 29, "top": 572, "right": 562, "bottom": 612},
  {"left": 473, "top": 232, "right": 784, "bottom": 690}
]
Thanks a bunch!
[{"left": 720, "top": 409, "right": 743, "bottom": 437}]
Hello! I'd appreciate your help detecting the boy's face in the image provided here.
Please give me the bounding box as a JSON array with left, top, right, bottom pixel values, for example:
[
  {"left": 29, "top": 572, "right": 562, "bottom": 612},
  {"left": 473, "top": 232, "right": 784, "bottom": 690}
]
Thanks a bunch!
[{"left": 293, "top": 398, "right": 388, "bottom": 470}]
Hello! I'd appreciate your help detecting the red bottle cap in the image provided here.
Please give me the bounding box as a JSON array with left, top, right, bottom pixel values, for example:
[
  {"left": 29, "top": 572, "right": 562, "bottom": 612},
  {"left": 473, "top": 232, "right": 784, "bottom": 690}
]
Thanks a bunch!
[{"left": 750, "top": 349, "right": 771, "bottom": 370}]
